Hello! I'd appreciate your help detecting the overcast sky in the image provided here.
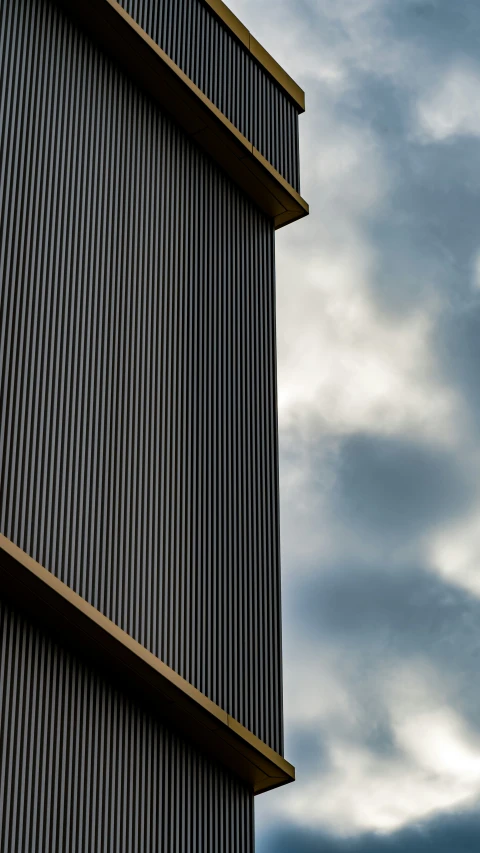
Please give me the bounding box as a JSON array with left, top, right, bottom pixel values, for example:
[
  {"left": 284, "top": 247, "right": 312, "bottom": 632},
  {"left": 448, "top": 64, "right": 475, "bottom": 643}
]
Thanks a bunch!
[{"left": 228, "top": 1, "right": 480, "bottom": 850}]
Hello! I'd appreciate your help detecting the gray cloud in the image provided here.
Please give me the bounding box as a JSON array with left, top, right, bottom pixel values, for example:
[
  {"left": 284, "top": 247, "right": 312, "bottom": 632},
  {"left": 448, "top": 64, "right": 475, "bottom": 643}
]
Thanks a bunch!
[
  {"left": 436, "top": 305, "right": 480, "bottom": 432},
  {"left": 258, "top": 809, "right": 480, "bottom": 853},
  {"left": 286, "top": 726, "right": 332, "bottom": 778},
  {"left": 229, "top": 0, "right": 480, "bottom": 843},
  {"left": 365, "top": 135, "right": 480, "bottom": 315},
  {"left": 291, "top": 561, "right": 480, "bottom": 681},
  {"left": 333, "top": 434, "right": 473, "bottom": 542},
  {"left": 388, "top": 0, "right": 480, "bottom": 67},
  {"left": 284, "top": 560, "right": 480, "bottom": 786}
]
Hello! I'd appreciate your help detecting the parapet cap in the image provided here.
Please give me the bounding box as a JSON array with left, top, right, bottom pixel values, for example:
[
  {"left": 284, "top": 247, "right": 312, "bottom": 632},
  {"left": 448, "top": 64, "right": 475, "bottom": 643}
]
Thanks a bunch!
[
  {"left": 62, "top": 0, "right": 308, "bottom": 227},
  {"left": 202, "top": 0, "right": 305, "bottom": 111}
]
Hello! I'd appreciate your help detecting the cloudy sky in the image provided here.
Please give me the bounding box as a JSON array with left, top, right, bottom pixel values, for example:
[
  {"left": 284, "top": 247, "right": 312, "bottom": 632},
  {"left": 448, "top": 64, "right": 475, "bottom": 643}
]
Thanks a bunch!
[{"left": 228, "top": 0, "right": 480, "bottom": 850}]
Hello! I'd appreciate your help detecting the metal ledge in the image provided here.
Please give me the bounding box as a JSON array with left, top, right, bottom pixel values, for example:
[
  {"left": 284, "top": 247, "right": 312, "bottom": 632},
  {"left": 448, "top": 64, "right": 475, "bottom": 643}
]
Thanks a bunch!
[
  {"left": 201, "top": 0, "right": 305, "bottom": 112},
  {"left": 0, "top": 534, "right": 295, "bottom": 796},
  {"left": 61, "top": 0, "right": 309, "bottom": 229}
]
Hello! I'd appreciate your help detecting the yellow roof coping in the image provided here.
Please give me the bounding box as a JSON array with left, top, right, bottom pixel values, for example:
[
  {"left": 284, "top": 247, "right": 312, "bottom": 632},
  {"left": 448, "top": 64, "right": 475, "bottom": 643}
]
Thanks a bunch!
[
  {"left": 202, "top": 0, "right": 305, "bottom": 112},
  {"left": 0, "top": 533, "right": 295, "bottom": 795},
  {"left": 63, "top": 0, "right": 309, "bottom": 228}
]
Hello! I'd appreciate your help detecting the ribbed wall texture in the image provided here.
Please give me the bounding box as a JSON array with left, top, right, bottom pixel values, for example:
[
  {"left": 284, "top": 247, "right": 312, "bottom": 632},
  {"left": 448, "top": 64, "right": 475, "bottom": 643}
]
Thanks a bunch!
[
  {"left": 0, "top": 598, "right": 255, "bottom": 853},
  {"left": 0, "top": 0, "right": 284, "bottom": 753},
  {"left": 117, "top": 0, "right": 301, "bottom": 191}
]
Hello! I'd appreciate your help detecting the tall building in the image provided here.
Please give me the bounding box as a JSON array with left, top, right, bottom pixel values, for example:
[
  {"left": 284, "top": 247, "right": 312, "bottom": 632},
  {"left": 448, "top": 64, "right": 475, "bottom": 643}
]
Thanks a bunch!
[{"left": 0, "top": 0, "right": 307, "bottom": 849}]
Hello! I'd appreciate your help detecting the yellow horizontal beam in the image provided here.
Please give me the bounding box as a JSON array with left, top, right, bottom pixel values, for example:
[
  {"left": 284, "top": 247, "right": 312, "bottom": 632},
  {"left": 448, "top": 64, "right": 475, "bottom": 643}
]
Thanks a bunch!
[
  {"left": 61, "top": 0, "right": 308, "bottom": 229},
  {"left": 0, "top": 534, "right": 295, "bottom": 795},
  {"left": 202, "top": 0, "right": 305, "bottom": 111}
]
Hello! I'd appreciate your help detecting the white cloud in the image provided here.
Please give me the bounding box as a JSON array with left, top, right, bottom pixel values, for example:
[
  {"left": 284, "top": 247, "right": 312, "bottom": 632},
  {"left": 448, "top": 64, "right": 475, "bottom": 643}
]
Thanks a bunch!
[
  {"left": 276, "top": 243, "right": 452, "bottom": 438},
  {"left": 279, "top": 741, "right": 478, "bottom": 835},
  {"left": 397, "top": 707, "right": 480, "bottom": 784},
  {"left": 228, "top": 0, "right": 458, "bottom": 441},
  {"left": 258, "top": 661, "right": 480, "bottom": 835},
  {"left": 416, "top": 63, "right": 480, "bottom": 142},
  {"left": 274, "top": 87, "right": 455, "bottom": 441},
  {"left": 227, "top": 0, "right": 420, "bottom": 95},
  {"left": 429, "top": 505, "right": 480, "bottom": 599},
  {"left": 227, "top": 0, "right": 480, "bottom": 845}
]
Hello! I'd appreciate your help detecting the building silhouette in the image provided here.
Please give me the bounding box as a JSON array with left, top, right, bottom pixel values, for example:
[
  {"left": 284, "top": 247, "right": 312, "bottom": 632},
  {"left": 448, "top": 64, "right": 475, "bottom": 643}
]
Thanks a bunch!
[{"left": 0, "top": 0, "right": 307, "bottom": 849}]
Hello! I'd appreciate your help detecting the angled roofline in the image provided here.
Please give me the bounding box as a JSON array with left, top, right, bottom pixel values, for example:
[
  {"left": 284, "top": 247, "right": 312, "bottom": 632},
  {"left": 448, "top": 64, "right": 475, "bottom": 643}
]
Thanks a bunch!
[
  {"left": 201, "top": 0, "right": 305, "bottom": 112},
  {"left": 0, "top": 534, "right": 295, "bottom": 795},
  {"left": 62, "top": 0, "right": 308, "bottom": 228}
]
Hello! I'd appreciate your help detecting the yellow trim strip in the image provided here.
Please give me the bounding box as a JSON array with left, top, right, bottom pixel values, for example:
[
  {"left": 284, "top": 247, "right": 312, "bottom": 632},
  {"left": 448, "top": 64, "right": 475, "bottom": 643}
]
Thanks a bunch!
[
  {"left": 202, "top": 0, "right": 305, "bottom": 111},
  {"left": 0, "top": 534, "right": 295, "bottom": 795},
  {"left": 62, "top": 0, "right": 308, "bottom": 228},
  {"left": 202, "top": 0, "right": 250, "bottom": 48}
]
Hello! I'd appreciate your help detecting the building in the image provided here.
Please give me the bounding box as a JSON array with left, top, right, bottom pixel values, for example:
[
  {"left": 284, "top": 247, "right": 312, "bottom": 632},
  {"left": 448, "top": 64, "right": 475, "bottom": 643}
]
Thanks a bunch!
[{"left": 0, "top": 0, "right": 307, "bottom": 849}]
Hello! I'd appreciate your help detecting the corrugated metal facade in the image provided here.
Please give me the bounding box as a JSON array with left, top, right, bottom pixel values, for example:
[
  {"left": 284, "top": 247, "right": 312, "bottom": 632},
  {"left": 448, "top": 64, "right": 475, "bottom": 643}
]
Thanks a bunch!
[
  {"left": 118, "top": 0, "right": 301, "bottom": 191},
  {"left": 0, "top": 597, "right": 255, "bottom": 853},
  {"left": 0, "top": 0, "right": 284, "bottom": 755}
]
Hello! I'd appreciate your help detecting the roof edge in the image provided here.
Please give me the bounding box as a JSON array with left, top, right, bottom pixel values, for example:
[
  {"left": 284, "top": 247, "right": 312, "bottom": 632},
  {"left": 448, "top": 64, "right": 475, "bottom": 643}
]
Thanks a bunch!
[
  {"left": 62, "top": 0, "right": 308, "bottom": 228},
  {"left": 202, "top": 0, "right": 305, "bottom": 111},
  {"left": 0, "top": 534, "right": 295, "bottom": 795}
]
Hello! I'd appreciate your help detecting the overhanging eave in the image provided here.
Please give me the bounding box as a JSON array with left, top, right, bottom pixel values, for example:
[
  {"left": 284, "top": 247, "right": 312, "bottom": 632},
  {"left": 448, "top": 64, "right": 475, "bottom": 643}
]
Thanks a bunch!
[
  {"left": 0, "top": 534, "right": 295, "bottom": 796},
  {"left": 61, "top": 0, "right": 309, "bottom": 229}
]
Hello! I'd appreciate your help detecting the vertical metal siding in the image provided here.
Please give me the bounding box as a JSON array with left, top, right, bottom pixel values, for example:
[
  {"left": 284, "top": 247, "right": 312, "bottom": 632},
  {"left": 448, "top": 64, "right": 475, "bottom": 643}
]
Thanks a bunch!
[
  {"left": 0, "top": 598, "right": 255, "bottom": 853},
  {"left": 118, "top": 0, "right": 301, "bottom": 191},
  {"left": 0, "top": 0, "right": 284, "bottom": 755}
]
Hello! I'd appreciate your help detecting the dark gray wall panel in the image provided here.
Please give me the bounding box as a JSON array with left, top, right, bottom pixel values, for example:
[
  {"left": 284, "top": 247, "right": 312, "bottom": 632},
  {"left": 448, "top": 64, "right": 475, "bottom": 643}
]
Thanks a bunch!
[
  {"left": 117, "top": 0, "right": 301, "bottom": 191},
  {"left": 0, "top": 598, "right": 255, "bottom": 853},
  {"left": 0, "top": 0, "right": 284, "bottom": 753}
]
